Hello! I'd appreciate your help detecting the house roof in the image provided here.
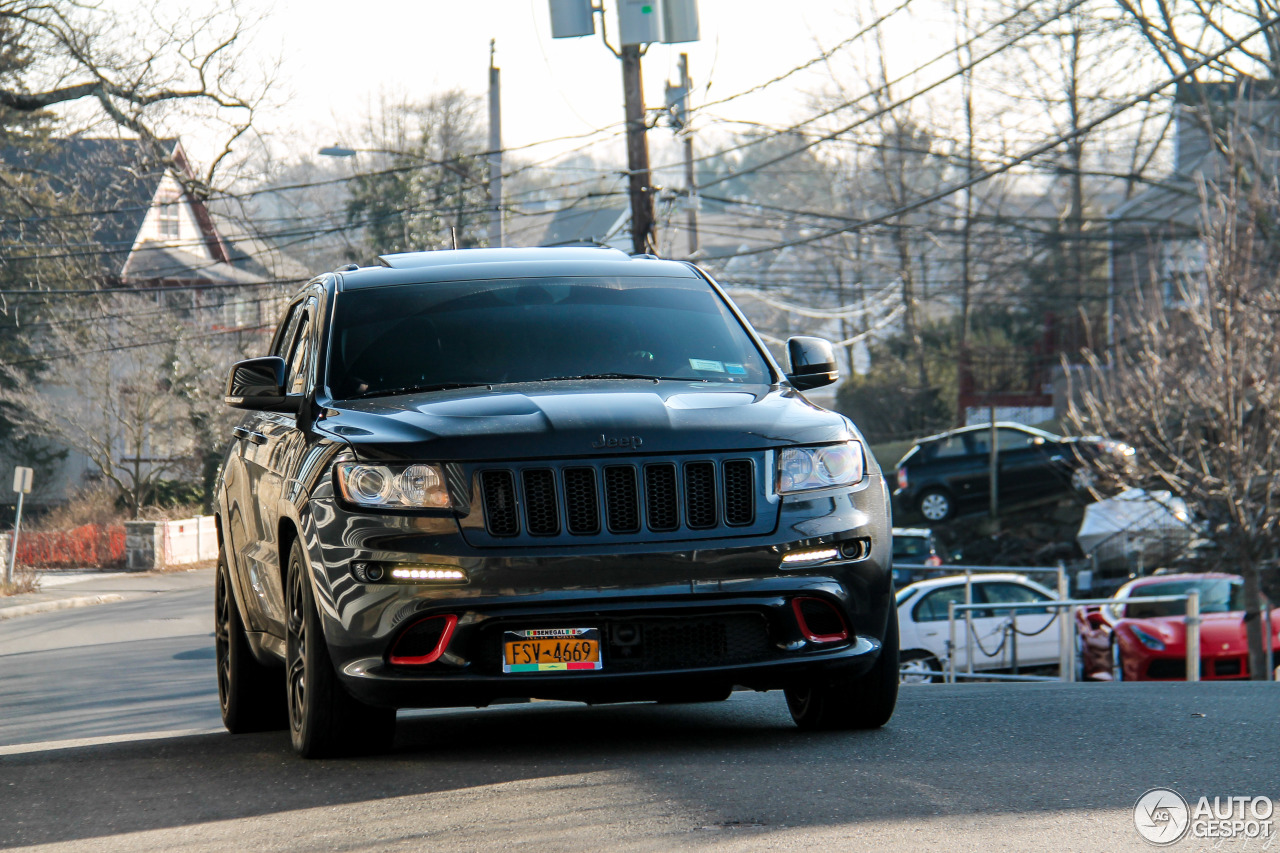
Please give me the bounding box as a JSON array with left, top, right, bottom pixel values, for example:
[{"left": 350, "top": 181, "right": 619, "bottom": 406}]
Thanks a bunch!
[
  {"left": 0, "top": 136, "right": 275, "bottom": 288},
  {"left": 538, "top": 201, "right": 629, "bottom": 248},
  {"left": 0, "top": 137, "right": 180, "bottom": 277},
  {"left": 120, "top": 244, "right": 266, "bottom": 285}
]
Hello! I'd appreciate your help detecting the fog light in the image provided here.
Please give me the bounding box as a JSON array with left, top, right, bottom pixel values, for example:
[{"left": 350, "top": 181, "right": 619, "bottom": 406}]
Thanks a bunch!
[
  {"left": 390, "top": 566, "right": 467, "bottom": 582},
  {"left": 780, "top": 546, "right": 839, "bottom": 566}
]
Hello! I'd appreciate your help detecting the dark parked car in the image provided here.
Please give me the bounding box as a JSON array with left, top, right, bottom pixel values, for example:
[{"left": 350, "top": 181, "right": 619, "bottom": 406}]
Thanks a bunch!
[
  {"left": 892, "top": 423, "right": 1134, "bottom": 523},
  {"left": 215, "top": 247, "right": 897, "bottom": 757},
  {"left": 891, "top": 526, "right": 943, "bottom": 587}
]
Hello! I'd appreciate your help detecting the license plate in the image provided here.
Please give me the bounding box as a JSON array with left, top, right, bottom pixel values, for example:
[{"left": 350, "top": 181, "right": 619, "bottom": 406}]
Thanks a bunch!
[{"left": 502, "top": 627, "right": 602, "bottom": 673}]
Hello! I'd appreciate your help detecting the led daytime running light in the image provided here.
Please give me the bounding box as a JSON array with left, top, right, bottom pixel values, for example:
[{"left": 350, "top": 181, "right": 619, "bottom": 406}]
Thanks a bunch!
[
  {"left": 781, "top": 547, "right": 839, "bottom": 565},
  {"left": 390, "top": 567, "right": 466, "bottom": 581}
]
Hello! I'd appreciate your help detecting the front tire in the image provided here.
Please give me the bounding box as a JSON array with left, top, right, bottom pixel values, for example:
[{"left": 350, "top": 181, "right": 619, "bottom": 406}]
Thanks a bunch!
[
  {"left": 918, "top": 489, "right": 954, "bottom": 522},
  {"left": 216, "top": 551, "right": 286, "bottom": 733},
  {"left": 286, "top": 539, "right": 395, "bottom": 758},
  {"left": 786, "top": 607, "right": 900, "bottom": 730}
]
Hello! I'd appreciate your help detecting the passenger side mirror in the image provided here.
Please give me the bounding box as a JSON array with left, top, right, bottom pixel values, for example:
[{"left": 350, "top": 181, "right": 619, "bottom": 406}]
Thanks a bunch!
[
  {"left": 785, "top": 336, "right": 839, "bottom": 391},
  {"left": 224, "top": 356, "right": 300, "bottom": 412}
]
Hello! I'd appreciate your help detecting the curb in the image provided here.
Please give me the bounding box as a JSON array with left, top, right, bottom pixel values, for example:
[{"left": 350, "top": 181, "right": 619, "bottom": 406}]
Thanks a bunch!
[{"left": 0, "top": 594, "right": 126, "bottom": 621}]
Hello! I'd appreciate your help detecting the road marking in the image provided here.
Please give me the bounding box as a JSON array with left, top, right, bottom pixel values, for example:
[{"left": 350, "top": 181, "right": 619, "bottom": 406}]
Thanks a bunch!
[{"left": 0, "top": 727, "right": 224, "bottom": 756}]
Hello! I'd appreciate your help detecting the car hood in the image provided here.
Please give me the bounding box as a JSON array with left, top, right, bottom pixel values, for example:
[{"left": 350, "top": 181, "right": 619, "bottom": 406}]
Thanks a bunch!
[
  {"left": 315, "top": 381, "right": 861, "bottom": 462},
  {"left": 1122, "top": 612, "right": 1263, "bottom": 651}
]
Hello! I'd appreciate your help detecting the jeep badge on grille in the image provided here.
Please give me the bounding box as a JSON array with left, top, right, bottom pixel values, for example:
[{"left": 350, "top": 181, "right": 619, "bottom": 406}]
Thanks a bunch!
[{"left": 592, "top": 434, "right": 643, "bottom": 449}]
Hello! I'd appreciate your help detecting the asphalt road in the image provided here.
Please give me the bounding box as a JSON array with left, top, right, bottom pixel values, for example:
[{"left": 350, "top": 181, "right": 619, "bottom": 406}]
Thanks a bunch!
[{"left": 1, "top": 569, "right": 1276, "bottom": 852}]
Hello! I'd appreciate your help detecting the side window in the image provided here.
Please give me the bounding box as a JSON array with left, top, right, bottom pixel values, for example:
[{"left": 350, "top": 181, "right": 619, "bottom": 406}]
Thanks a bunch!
[
  {"left": 996, "top": 428, "right": 1036, "bottom": 451},
  {"left": 286, "top": 300, "right": 317, "bottom": 395},
  {"left": 912, "top": 585, "right": 969, "bottom": 622},
  {"left": 928, "top": 436, "right": 968, "bottom": 460},
  {"left": 271, "top": 303, "right": 303, "bottom": 358},
  {"left": 981, "top": 582, "right": 1051, "bottom": 616}
]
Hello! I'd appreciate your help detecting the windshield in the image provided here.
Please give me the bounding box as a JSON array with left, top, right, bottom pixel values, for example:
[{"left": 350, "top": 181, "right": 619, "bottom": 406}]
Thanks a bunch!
[
  {"left": 1123, "top": 578, "right": 1244, "bottom": 618},
  {"left": 326, "top": 276, "right": 772, "bottom": 399},
  {"left": 893, "top": 536, "right": 930, "bottom": 560}
]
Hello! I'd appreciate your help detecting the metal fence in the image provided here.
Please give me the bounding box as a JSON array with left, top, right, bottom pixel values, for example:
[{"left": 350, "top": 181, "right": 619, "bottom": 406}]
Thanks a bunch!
[
  {"left": 897, "top": 563, "right": 1275, "bottom": 684},
  {"left": 945, "top": 592, "right": 1201, "bottom": 683}
]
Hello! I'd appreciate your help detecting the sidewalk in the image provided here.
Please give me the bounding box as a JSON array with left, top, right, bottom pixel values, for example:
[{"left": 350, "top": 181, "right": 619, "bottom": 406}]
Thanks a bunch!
[{"left": 0, "top": 567, "right": 214, "bottom": 621}]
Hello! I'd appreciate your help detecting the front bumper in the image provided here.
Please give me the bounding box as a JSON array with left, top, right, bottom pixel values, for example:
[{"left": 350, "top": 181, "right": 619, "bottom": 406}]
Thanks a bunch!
[{"left": 303, "top": 473, "right": 894, "bottom": 708}]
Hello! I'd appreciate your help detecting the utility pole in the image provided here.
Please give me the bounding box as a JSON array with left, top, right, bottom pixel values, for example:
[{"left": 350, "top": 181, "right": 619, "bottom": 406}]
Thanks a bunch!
[
  {"left": 621, "top": 43, "right": 655, "bottom": 254},
  {"left": 548, "top": 0, "right": 699, "bottom": 256},
  {"left": 488, "top": 39, "right": 504, "bottom": 249},
  {"left": 667, "top": 52, "right": 698, "bottom": 257}
]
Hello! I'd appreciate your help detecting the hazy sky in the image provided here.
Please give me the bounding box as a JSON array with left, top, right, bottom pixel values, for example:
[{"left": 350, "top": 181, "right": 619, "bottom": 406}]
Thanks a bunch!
[{"left": 245, "top": 0, "right": 945, "bottom": 170}]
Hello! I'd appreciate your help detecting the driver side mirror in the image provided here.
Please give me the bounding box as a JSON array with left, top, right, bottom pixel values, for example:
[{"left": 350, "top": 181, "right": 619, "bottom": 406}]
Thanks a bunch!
[
  {"left": 224, "top": 356, "right": 300, "bottom": 412},
  {"left": 785, "top": 336, "right": 839, "bottom": 391}
]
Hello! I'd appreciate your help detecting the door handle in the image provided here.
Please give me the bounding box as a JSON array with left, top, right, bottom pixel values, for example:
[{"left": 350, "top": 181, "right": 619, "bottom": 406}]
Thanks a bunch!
[{"left": 232, "top": 426, "right": 267, "bottom": 445}]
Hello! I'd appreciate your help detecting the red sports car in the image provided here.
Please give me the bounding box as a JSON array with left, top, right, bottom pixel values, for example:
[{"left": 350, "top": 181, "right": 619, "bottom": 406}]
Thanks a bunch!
[{"left": 1077, "top": 573, "right": 1280, "bottom": 681}]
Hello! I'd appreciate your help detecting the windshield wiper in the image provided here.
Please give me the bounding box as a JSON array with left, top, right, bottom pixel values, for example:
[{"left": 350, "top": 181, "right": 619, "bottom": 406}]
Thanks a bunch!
[
  {"left": 351, "top": 382, "right": 492, "bottom": 399},
  {"left": 531, "top": 373, "right": 697, "bottom": 383}
]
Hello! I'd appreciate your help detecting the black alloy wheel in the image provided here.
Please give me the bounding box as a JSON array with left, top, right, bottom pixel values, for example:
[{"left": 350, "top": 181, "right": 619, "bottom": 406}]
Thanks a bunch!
[
  {"left": 285, "top": 539, "right": 395, "bottom": 758},
  {"left": 215, "top": 550, "right": 286, "bottom": 733},
  {"left": 786, "top": 606, "right": 901, "bottom": 730}
]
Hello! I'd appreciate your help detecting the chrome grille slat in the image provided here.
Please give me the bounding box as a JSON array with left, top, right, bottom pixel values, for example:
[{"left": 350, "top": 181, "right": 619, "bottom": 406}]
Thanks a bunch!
[
  {"left": 477, "top": 454, "right": 763, "bottom": 541},
  {"left": 480, "top": 470, "right": 519, "bottom": 537},
  {"left": 604, "top": 465, "right": 641, "bottom": 534},
  {"left": 522, "top": 468, "right": 559, "bottom": 536},
  {"left": 644, "top": 463, "right": 679, "bottom": 532},
  {"left": 563, "top": 467, "right": 600, "bottom": 535},
  {"left": 684, "top": 461, "right": 717, "bottom": 529}
]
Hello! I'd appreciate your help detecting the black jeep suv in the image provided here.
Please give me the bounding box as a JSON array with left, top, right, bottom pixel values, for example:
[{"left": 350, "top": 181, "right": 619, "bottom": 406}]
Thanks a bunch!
[{"left": 214, "top": 247, "right": 896, "bottom": 757}]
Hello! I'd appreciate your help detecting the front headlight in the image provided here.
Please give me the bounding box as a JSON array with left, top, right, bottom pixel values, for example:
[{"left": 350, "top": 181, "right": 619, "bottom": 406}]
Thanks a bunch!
[
  {"left": 1131, "top": 625, "right": 1166, "bottom": 650},
  {"left": 778, "top": 441, "right": 866, "bottom": 494},
  {"left": 335, "top": 461, "right": 454, "bottom": 510}
]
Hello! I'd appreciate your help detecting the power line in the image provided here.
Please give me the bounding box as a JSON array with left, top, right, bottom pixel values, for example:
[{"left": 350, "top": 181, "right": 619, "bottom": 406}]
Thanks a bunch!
[{"left": 707, "top": 14, "right": 1280, "bottom": 260}]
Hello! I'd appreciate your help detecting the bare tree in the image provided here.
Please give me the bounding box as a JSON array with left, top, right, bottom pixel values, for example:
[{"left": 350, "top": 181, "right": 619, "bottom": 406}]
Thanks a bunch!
[
  {"left": 0, "top": 294, "right": 267, "bottom": 515},
  {"left": 0, "top": 0, "right": 267, "bottom": 189},
  {"left": 1068, "top": 176, "right": 1280, "bottom": 680}
]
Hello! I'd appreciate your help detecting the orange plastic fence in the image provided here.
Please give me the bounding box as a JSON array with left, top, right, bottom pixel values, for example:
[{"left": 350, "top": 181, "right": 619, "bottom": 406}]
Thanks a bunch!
[{"left": 15, "top": 524, "right": 126, "bottom": 569}]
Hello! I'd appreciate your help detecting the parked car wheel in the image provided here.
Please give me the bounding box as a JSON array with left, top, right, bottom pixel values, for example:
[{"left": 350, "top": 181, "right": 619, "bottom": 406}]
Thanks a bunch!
[
  {"left": 286, "top": 540, "right": 395, "bottom": 758},
  {"left": 898, "top": 650, "right": 943, "bottom": 684},
  {"left": 216, "top": 550, "right": 286, "bottom": 733},
  {"left": 918, "top": 489, "right": 954, "bottom": 522},
  {"left": 786, "top": 609, "right": 900, "bottom": 730}
]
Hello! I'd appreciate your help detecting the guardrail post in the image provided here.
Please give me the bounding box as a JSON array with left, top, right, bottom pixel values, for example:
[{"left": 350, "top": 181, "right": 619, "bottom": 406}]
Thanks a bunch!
[
  {"left": 1057, "top": 567, "right": 1073, "bottom": 683},
  {"left": 1265, "top": 605, "right": 1274, "bottom": 681},
  {"left": 1063, "top": 604, "right": 1077, "bottom": 683},
  {"left": 1186, "top": 589, "right": 1200, "bottom": 682},
  {"left": 1010, "top": 610, "right": 1019, "bottom": 675},
  {"left": 964, "top": 570, "right": 974, "bottom": 677},
  {"left": 947, "top": 600, "right": 957, "bottom": 684}
]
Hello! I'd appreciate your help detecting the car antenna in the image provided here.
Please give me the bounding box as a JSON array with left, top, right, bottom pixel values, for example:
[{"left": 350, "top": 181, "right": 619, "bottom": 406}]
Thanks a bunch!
[{"left": 451, "top": 227, "right": 458, "bottom": 250}]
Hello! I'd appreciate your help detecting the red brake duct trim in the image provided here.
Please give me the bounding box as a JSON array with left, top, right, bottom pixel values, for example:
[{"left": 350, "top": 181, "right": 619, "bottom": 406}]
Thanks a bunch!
[
  {"left": 792, "top": 597, "right": 850, "bottom": 644},
  {"left": 389, "top": 614, "right": 458, "bottom": 665}
]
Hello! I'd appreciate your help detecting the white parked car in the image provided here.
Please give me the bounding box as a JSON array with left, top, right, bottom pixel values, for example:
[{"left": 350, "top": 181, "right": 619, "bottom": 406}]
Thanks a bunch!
[{"left": 895, "top": 573, "right": 1061, "bottom": 683}]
